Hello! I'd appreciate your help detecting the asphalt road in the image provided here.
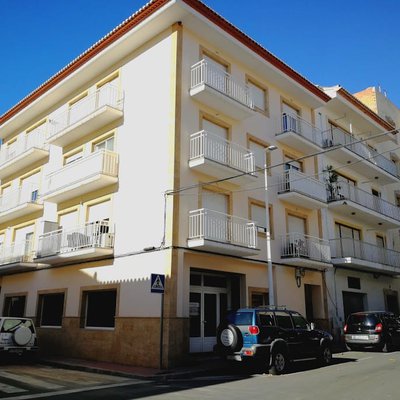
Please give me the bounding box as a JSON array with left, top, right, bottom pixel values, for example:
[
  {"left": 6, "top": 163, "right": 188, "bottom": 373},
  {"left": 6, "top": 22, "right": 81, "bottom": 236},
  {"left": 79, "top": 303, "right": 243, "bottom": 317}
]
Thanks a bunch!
[{"left": 0, "top": 350, "right": 398, "bottom": 399}]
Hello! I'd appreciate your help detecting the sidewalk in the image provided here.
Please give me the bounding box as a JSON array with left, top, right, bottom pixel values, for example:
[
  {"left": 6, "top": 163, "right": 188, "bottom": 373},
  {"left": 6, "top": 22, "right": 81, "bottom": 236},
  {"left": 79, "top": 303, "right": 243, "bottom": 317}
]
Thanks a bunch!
[{"left": 40, "top": 354, "right": 226, "bottom": 381}]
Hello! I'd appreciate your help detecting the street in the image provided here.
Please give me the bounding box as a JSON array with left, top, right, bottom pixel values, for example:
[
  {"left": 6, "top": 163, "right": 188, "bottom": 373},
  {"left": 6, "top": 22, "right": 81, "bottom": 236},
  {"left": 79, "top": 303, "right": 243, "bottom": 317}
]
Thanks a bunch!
[{"left": 0, "top": 350, "right": 398, "bottom": 399}]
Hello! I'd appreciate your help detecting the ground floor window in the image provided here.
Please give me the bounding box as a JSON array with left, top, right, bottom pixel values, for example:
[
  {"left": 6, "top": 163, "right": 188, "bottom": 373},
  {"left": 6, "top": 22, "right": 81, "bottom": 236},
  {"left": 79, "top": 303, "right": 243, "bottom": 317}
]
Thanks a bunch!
[
  {"left": 3, "top": 295, "right": 26, "bottom": 317},
  {"left": 38, "top": 293, "right": 65, "bottom": 327},
  {"left": 82, "top": 289, "right": 117, "bottom": 328}
]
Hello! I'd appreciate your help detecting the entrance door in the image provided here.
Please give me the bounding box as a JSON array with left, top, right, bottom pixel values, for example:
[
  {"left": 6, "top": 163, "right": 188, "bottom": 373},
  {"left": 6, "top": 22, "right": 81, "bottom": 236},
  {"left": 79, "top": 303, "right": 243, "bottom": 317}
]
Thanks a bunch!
[
  {"left": 189, "top": 290, "right": 227, "bottom": 352},
  {"left": 342, "top": 291, "right": 365, "bottom": 321}
]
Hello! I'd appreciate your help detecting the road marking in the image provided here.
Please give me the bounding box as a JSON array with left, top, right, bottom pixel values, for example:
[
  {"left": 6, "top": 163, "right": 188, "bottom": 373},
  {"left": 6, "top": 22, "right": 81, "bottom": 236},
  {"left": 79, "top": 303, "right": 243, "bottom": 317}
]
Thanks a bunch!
[
  {"left": 0, "top": 383, "right": 27, "bottom": 394},
  {"left": 0, "top": 371, "right": 64, "bottom": 390},
  {"left": 1, "top": 380, "right": 146, "bottom": 400},
  {"left": 356, "top": 356, "right": 373, "bottom": 362}
]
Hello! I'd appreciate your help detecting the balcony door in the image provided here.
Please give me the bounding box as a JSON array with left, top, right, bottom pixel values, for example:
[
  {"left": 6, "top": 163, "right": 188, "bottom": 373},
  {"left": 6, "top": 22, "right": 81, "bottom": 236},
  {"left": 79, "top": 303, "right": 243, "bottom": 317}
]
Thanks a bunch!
[
  {"left": 335, "top": 223, "right": 361, "bottom": 259},
  {"left": 14, "top": 224, "right": 34, "bottom": 260},
  {"left": 69, "top": 94, "right": 91, "bottom": 126},
  {"left": 202, "top": 118, "right": 228, "bottom": 166},
  {"left": 287, "top": 214, "right": 307, "bottom": 256},
  {"left": 87, "top": 200, "right": 111, "bottom": 247},
  {"left": 20, "top": 171, "right": 40, "bottom": 203},
  {"left": 202, "top": 190, "right": 229, "bottom": 243},
  {"left": 203, "top": 55, "right": 228, "bottom": 94},
  {"left": 59, "top": 210, "right": 79, "bottom": 251},
  {"left": 282, "top": 102, "right": 300, "bottom": 132}
]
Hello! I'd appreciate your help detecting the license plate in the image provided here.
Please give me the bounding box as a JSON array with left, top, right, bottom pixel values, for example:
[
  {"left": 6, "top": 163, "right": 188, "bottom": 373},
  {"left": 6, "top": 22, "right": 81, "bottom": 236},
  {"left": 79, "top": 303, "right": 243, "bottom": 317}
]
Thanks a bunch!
[{"left": 352, "top": 335, "right": 369, "bottom": 340}]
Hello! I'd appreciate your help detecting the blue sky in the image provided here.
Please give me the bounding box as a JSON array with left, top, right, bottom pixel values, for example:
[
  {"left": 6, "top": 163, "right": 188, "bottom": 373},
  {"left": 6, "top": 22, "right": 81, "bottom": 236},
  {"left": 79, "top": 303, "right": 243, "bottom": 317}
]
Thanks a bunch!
[{"left": 1, "top": 0, "right": 399, "bottom": 116}]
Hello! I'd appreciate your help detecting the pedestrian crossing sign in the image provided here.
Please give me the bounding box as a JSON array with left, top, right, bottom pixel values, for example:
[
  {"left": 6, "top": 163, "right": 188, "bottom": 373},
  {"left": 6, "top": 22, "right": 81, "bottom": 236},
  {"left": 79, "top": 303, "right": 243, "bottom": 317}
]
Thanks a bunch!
[{"left": 151, "top": 273, "right": 165, "bottom": 293}]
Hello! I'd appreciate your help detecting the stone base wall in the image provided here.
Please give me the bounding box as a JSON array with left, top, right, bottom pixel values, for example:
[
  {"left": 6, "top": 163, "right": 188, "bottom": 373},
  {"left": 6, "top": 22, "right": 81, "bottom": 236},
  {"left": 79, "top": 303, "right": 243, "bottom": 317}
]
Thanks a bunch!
[{"left": 37, "top": 316, "right": 189, "bottom": 368}]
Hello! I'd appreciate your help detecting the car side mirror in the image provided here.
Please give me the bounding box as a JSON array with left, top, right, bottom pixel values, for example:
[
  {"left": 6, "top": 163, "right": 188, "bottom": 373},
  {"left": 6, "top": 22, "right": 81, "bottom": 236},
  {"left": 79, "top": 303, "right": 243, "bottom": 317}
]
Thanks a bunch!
[{"left": 310, "top": 322, "right": 316, "bottom": 330}]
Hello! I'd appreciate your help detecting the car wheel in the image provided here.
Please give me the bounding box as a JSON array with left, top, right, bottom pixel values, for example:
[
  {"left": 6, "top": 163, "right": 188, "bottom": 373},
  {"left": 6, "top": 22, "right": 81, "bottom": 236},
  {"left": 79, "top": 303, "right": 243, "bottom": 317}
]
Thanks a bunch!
[
  {"left": 216, "top": 324, "right": 243, "bottom": 353},
  {"left": 270, "top": 350, "right": 288, "bottom": 375},
  {"left": 319, "top": 345, "right": 332, "bottom": 366}
]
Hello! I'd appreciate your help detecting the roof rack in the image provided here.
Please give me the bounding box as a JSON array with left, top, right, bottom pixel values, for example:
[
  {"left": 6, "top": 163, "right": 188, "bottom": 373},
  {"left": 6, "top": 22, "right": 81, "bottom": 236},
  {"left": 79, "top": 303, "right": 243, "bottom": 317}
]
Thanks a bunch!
[{"left": 256, "top": 305, "right": 287, "bottom": 310}]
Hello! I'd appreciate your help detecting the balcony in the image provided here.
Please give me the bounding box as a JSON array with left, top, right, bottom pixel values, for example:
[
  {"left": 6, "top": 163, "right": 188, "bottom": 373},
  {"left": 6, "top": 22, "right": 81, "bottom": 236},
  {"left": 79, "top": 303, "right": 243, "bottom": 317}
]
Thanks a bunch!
[
  {"left": 275, "top": 113, "right": 324, "bottom": 153},
  {"left": 0, "top": 240, "right": 38, "bottom": 275},
  {"left": 276, "top": 169, "right": 327, "bottom": 209},
  {"left": 190, "top": 60, "right": 255, "bottom": 120},
  {"left": 0, "top": 184, "right": 43, "bottom": 224},
  {"left": 35, "top": 221, "right": 114, "bottom": 265},
  {"left": 323, "top": 127, "right": 399, "bottom": 184},
  {"left": 189, "top": 130, "right": 256, "bottom": 184},
  {"left": 48, "top": 85, "right": 123, "bottom": 147},
  {"left": 327, "top": 182, "right": 400, "bottom": 228},
  {"left": 42, "top": 150, "right": 118, "bottom": 203},
  {"left": 280, "top": 233, "right": 331, "bottom": 270},
  {"left": 188, "top": 208, "right": 259, "bottom": 256},
  {"left": 330, "top": 238, "right": 400, "bottom": 276},
  {"left": 0, "top": 125, "right": 49, "bottom": 179}
]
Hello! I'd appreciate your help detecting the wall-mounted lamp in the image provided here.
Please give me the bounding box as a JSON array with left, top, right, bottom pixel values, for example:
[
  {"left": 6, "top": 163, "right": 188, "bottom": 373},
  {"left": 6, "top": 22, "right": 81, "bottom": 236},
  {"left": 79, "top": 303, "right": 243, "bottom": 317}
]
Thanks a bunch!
[{"left": 295, "top": 267, "right": 305, "bottom": 288}]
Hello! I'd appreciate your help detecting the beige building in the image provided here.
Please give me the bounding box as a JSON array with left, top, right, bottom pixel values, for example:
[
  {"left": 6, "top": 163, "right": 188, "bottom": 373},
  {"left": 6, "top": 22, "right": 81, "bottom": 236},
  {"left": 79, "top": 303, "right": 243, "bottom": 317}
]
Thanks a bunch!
[{"left": 0, "top": 0, "right": 399, "bottom": 368}]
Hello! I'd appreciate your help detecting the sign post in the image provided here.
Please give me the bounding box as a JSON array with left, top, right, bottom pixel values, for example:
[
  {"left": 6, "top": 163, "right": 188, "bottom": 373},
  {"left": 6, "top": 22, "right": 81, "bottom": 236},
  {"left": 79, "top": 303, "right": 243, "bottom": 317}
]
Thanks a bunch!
[{"left": 151, "top": 273, "right": 165, "bottom": 370}]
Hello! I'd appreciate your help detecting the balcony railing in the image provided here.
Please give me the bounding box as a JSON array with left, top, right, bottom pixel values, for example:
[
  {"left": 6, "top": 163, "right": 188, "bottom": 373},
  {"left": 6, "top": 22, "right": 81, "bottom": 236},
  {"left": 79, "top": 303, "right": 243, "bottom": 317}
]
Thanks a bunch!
[
  {"left": 0, "top": 125, "right": 48, "bottom": 167},
  {"left": 280, "top": 232, "right": 331, "bottom": 263},
  {"left": 48, "top": 85, "right": 122, "bottom": 139},
  {"left": 327, "top": 181, "right": 400, "bottom": 222},
  {"left": 190, "top": 60, "right": 254, "bottom": 110},
  {"left": 44, "top": 150, "right": 118, "bottom": 195},
  {"left": 0, "top": 240, "right": 34, "bottom": 265},
  {"left": 277, "top": 169, "right": 327, "bottom": 203},
  {"left": 0, "top": 183, "right": 39, "bottom": 214},
  {"left": 331, "top": 238, "right": 400, "bottom": 270},
  {"left": 36, "top": 221, "right": 114, "bottom": 258},
  {"left": 323, "top": 127, "right": 398, "bottom": 178},
  {"left": 277, "top": 113, "right": 324, "bottom": 148},
  {"left": 189, "top": 130, "right": 255, "bottom": 174},
  {"left": 188, "top": 208, "right": 257, "bottom": 249}
]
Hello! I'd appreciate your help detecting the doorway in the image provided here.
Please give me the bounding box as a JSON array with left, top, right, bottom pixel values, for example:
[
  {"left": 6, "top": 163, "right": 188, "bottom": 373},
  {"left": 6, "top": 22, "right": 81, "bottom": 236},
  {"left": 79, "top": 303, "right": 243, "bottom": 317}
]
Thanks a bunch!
[{"left": 342, "top": 291, "right": 366, "bottom": 321}]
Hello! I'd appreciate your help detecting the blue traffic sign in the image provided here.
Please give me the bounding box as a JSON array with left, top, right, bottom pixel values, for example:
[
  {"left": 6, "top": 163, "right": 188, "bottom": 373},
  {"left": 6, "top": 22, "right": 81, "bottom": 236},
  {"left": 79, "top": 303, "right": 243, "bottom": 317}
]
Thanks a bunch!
[{"left": 151, "top": 274, "right": 165, "bottom": 293}]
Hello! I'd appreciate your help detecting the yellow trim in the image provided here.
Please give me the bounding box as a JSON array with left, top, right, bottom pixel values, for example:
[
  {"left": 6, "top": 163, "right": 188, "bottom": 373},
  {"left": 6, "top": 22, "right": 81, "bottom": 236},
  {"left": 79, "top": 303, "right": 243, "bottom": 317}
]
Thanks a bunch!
[
  {"left": 84, "top": 195, "right": 112, "bottom": 223},
  {"left": 91, "top": 131, "right": 115, "bottom": 152},
  {"left": 19, "top": 167, "right": 41, "bottom": 185},
  {"left": 96, "top": 71, "right": 120, "bottom": 88},
  {"left": 11, "top": 220, "right": 36, "bottom": 243},
  {"left": 285, "top": 209, "right": 309, "bottom": 235},
  {"left": 26, "top": 118, "right": 47, "bottom": 134},
  {"left": 0, "top": 182, "right": 12, "bottom": 194},
  {"left": 200, "top": 186, "right": 232, "bottom": 214},
  {"left": 63, "top": 146, "right": 84, "bottom": 165},
  {"left": 281, "top": 97, "right": 301, "bottom": 117},
  {"left": 57, "top": 206, "right": 80, "bottom": 226},
  {"left": 200, "top": 112, "right": 231, "bottom": 141},
  {"left": 5, "top": 137, "right": 17, "bottom": 146},
  {"left": 69, "top": 91, "right": 88, "bottom": 107},
  {"left": 200, "top": 46, "right": 230, "bottom": 72}
]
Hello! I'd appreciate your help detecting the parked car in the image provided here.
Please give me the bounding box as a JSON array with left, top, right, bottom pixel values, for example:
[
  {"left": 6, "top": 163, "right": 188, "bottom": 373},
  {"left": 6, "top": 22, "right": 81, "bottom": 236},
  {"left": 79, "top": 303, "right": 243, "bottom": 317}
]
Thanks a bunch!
[
  {"left": 215, "top": 306, "right": 333, "bottom": 375},
  {"left": 0, "top": 317, "right": 38, "bottom": 356},
  {"left": 344, "top": 311, "right": 400, "bottom": 352}
]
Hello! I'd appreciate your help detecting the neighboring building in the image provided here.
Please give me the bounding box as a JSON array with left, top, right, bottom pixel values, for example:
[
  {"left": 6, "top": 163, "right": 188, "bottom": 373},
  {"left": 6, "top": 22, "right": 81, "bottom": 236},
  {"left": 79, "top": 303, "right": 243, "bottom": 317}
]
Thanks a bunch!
[{"left": 0, "top": 0, "right": 398, "bottom": 368}]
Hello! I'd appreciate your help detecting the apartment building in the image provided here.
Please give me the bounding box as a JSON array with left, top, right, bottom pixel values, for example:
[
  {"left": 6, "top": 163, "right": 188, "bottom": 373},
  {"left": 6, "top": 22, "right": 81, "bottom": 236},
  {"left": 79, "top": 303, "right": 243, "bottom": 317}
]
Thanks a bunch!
[{"left": 0, "top": 0, "right": 398, "bottom": 368}]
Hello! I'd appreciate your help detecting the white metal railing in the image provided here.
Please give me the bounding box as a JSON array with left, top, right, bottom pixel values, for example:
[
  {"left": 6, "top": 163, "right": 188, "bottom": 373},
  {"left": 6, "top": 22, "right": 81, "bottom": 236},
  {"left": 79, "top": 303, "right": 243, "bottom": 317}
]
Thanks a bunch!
[
  {"left": 188, "top": 208, "right": 257, "bottom": 249},
  {"left": 330, "top": 238, "right": 400, "bottom": 270},
  {"left": 327, "top": 181, "right": 400, "bottom": 222},
  {"left": 190, "top": 60, "right": 255, "bottom": 110},
  {"left": 44, "top": 150, "right": 118, "bottom": 195},
  {"left": 48, "top": 85, "right": 122, "bottom": 138},
  {"left": 0, "top": 183, "right": 40, "bottom": 214},
  {"left": 0, "top": 124, "right": 48, "bottom": 166},
  {"left": 322, "top": 127, "right": 398, "bottom": 177},
  {"left": 277, "top": 169, "right": 327, "bottom": 203},
  {"left": 281, "top": 232, "right": 331, "bottom": 263},
  {"left": 36, "top": 220, "right": 114, "bottom": 258},
  {"left": 189, "top": 130, "right": 255, "bottom": 175},
  {"left": 0, "top": 240, "right": 34, "bottom": 265},
  {"left": 277, "top": 113, "right": 324, "bottom": 148}
]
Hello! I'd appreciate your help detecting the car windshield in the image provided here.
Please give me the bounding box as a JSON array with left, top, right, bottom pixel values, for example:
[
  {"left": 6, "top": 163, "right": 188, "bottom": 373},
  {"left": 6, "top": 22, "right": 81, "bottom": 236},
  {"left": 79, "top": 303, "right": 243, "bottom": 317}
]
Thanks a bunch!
[{"left": 347, "top": 314, "right": 379, "bottom": 327}]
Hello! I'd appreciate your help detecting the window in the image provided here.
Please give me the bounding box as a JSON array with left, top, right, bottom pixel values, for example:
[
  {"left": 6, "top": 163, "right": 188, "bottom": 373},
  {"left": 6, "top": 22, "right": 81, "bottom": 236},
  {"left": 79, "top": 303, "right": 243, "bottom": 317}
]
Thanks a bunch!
[
  {"left": 376, "top": 235, "right": 385, "bottom": 248},
  {"left": 82, "top": 289, "right": 117, "bottom": 328},
  {"left": 291, "top": 312, "right": 308, "bottom": 329},
  {"left": 284, "top": 155, "right": 302, "bottom": 172},
  {"left": 3, "top": 295, "right": 26, "bottom": 317},
  {"left": 64, "top": 150, "right": 83, "bottom": 165},
  {"left": 372, "top": 188, "right": 381, "bottom": 198},
  {"left": 258, "top": 312, "right": 274, "bottom": 326},
  {"left": 38, "top": 293, "right": 65, "bottom": 327},
  {"left": 94, "top": 136, "right": 114, "bottom": 152},
  {"left": 248, "top": 137, "right": 270, "bottom": 173},
  {"left": 249, "top": 200, "right": 273, "bottom": 238},
  {"left": 274, "top": 311, "right": 293, "bottom": 329},
  {"left": 335, "top": 223, "right": 361, "bottom": 240},
  {"left": 251, "top": 292, "right": 268, "bottom": 307},
  {"left": 247, "top": 79, "right": 267, "bottom": 113},
  {"left": 348, "top": 277, "right": 361, "bottom": 290}
]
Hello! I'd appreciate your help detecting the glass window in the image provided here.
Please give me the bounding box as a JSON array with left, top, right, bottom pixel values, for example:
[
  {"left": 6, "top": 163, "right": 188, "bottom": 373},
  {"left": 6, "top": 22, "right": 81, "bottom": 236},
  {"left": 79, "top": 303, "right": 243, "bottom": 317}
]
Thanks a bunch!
[
  {"left": 248, "top": 139, "right": 267, "bottom": 170},
  {"left": 94, "top": 136, "right": 114, "bottom": 152},
  {"left": 291, "top": 312, "right": 308, "bottom": 329},
  {"left": 3, "top": 296, "right": 26, "bottom": 317},
  {"left": 38, "top": 293, "right": 65, "bottom": 327},
  {"left": 258, "top": 312, "right": 274, "bottom": 327},
  {"left": 233, "top": 312, "right": 253, "bottom": 326},
  {"left": 251, "top": 292, "right": 268, "bottom": 307},
  {"left": 251, "top": 203, "right": 266, "bottom": 231},
  {"left": 203, "top": 275, "right": 227, "bottom": 288},
  {"left": 83, "top": 290, "right": 116, "bottom": 328},
  {"left": 274, "top": 311, "right": 293, "bottom": 329}
]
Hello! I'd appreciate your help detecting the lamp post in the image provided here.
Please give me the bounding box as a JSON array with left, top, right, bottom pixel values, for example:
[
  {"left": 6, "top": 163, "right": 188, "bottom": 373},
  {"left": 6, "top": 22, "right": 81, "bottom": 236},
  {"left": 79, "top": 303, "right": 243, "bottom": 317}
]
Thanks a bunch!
[{"left": 264, "top": 145, "right": 277, "bottom": 306}]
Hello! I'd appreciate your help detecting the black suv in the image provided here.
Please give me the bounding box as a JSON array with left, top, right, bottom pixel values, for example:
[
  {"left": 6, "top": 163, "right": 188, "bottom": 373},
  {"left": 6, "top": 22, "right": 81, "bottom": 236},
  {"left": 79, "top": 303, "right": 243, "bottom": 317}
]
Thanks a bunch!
[
  {"left": 344, "top": 311, "right": 400, "bottom": 352},
  {"left": 215, "top": 306, "right": 333, "bottom": 375}
]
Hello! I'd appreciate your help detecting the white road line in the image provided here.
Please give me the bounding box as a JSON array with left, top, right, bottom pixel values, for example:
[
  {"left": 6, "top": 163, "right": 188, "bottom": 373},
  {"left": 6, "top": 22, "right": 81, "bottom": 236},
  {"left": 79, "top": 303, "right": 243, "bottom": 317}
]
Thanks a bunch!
[
  {"left": 0, "top": 371, "right": 64, "bottom": 390},
  {"left": 357, "top": 356, "right": 373, "bottom": 362},
  {"left": 0, "top": 383, "right": 27, "bottom": 394},
  {"left": 1, "top": 380, "right": 146, "bottom": 400}
]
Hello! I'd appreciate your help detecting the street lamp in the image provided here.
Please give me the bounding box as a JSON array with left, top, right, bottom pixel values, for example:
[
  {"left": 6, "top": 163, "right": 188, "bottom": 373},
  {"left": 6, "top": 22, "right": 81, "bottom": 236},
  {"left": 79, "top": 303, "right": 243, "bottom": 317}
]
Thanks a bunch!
[{"left": 264, "top": 145, "right": 277, "bottom": 306}]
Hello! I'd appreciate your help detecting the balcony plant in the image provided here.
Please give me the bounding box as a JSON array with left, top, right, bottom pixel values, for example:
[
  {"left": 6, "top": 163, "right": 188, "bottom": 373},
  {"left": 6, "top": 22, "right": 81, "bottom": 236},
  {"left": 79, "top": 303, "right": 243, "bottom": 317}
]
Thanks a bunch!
[{"left": 324, "top": 165, "right": 340, "bottom": 201}]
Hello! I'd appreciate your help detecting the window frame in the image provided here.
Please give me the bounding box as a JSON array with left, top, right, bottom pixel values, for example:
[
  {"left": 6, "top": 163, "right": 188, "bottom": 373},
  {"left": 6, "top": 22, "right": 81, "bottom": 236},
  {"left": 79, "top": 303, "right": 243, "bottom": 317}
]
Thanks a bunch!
[
  {"left": 37, "top": 291, "right": 66, "bottom": 328},
  {"left": 246, "top": 75, "right": 269, "bottom": 116}
]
